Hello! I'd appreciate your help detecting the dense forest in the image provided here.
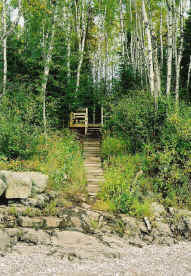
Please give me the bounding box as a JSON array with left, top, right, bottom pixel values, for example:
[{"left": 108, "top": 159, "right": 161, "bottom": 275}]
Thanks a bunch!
[{"left": 1, "top": 0, "right": 191, "bottom": 215}]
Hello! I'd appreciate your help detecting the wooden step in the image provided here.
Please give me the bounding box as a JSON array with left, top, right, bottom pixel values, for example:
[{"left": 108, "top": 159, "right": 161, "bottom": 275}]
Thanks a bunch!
[
  {"left": 87, "top": 186, "right": 100, "bottom": 193},
  {"left": 86, "top": 171, "right": 102, "bottom": 175},
  {"left": 86, "top": 171, "right": 103, "bottom": 177},
  {"left": 84, "top": 147, "right": 100, "bottom": 152},
  {"left": 87, "top": 180, "right": 104, "bottom": 185},
  {"left": 84, "top": 151, "right": 100, "bottom": 154},
  {"left": 84, "top": 162, "right": 102, "bottom": 169},
  {"left": 84, "top": 142, "right": 100, "bottom": 145},
  {"left": 83, "top": 137, "right": 103, "bottom": 197},
  {"left": 85, "top": 163, "right": 102, "bottom": 166},
  {"left": 85, "top": 170, "right": 103, "bottom": 174},
  {"left": 84, "top": 157, "right": 101, "bottom": 161}
]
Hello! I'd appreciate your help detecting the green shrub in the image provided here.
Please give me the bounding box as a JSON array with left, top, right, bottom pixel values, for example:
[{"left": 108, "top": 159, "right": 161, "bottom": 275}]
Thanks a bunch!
[
  {"left": 0, "top": 114, "right": 39, "bottom": 159},
  {"left": 0, "top": 89, "right": 41, "bottom": 160},
  {"left": 144, "top": 108, "right": 191, "bottom": 208},
  {"left": 100, "top": 154, "right": 148, "bottom": 214},
  {"left": 101, "top": 136, "right": 127, "bottom": 159},
  {"left": 104, "top": 91, "right": 168, "bottom": 153}
]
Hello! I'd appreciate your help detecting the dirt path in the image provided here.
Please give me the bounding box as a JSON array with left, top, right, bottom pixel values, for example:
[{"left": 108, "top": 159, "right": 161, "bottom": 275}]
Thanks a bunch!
[{"left": 83, "top": 136, "right": 104, "bottom": 197}]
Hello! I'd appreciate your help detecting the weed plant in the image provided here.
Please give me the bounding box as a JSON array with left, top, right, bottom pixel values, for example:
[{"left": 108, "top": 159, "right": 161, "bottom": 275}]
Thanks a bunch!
[
  {"left": 0, "top": 128, "right": 86, "bottom": 198},
  {"left": 100, "top": 92, "right": 191, "bottom": 216}
]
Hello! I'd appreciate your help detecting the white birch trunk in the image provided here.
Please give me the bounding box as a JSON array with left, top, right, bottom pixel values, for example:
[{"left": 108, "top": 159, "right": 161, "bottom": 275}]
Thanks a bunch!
[
  {"left": 63, "top": 1, "right": 71, "bottom": 81},
  {"left": 67, "top": 24, "right": 71, "bottom": 80},
  {"left": 1, "top": 0, "right": 21, "bottom": 42},
  {"left": 166, "top": 0, "right": 173, "bottom": 96},
  {"left": 187, "top": 56, "right": 191, "bottom": 91},
  {"left": 175, "top": 1, "right": 184, "bottom": 103},
  {"left": 42, "top": 7, "right": 57, "bottom": 136},
  {"left": 160, "top": 2, "right": 164, "bottom": 69},
  {"left": 142, "top": 0, "right": 155, "bottom": 97},
  {"left": 75, "top": 0, "right": 88, "bottom": 94},
  {"left": 119, "top": 0, "right": 125, "bottom": 58},
  {"left": 2, "top": 0, "right": 7, "bottom": 96}
]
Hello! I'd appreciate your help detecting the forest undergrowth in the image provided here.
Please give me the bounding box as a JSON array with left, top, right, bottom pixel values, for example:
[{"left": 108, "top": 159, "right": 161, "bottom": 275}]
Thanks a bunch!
[
  {"left": 0, "top": 92, "right": 87, "bottom": 207},
  {"left": 1, "top": 90, "right": 191, "bottom": 217},
  {"left": 96, "top": 91, "right": 191, "bottom": 217}
]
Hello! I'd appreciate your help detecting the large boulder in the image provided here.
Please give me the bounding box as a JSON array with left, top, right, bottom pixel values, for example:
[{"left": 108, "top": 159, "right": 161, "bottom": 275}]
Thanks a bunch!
[
  {"left": 0, "top": 230, "right": 11, "bottom": 251},
  {"left": 0, "top": 171, "right": 32, "bottom": 199},
  {"left": 3, "top": 172, "right": 32, "bottom": 199},
  {"left": 0, "top": 171, "right": 48, "bottom": 200},
  {"left": 0, "top": 178, "right": 7, "bottom": 197},
  {"left": 27, "top": 172, "right": 48, "bottom": 194},
  {"left": 20, "top": 228, "right": 51, "bottom": 245},
  {"left": 151, "top": 202, "right": 166, "bottom": 218}
]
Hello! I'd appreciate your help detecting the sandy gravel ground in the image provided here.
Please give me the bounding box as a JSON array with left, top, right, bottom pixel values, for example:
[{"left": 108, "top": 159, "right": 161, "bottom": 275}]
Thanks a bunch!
[{"left": 0, "top": 241, "right": 191, "bottom": 276}]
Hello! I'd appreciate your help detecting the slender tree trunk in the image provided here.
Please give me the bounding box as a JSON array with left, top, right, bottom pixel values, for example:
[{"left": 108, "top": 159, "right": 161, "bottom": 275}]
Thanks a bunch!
[
  {"left": 119, "top": 0, "right": 125, "bottom": 58},
  {"left": 166, "top": 0, "right": 173, "bottom": 96},
  {"left": 160, "top": 2, "right": 164, "bottom": 69},
  {"left": 0, "top": 0, "right": 21, "bottom": 42},
  {"left": 75, "top": 0, "right": 88, "bottom": 94},
  {"left": 64, "top": 0, "right": 71, "bottom": 81},
  {"left": 67, "top": 25, "right": 71, "bottom": 81},
  {"left": 142, "top": 0, "right": 155, "bottom": 98},
  {"left": 175, "top": 1, "right": 184, "bottom": 103},
  {"left": 42, "top": 7, "right": 57, "bottom": 136},
  {"left": 2, "top": 0, "right": 7, "bottom": 96},
  {"left": 153, "top": 43, "right": 161, "bottom": 97},
  {"left": 187, "top": 56, "right": 191, "bottom": 91}
]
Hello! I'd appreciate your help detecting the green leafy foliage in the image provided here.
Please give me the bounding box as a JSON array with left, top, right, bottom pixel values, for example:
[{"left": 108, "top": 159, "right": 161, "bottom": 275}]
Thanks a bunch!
[
  {"left": 100, "top": 153, "right": 149, "bottom": 215},
  {"left": 105, "top": 91, "right": 167, "bottom": 153},
  {"left": 101, "top": 97, "right": 191, "bottom": 214},
  {"left": 101, "top": 136, "right": 127, "bottom": 159},
  {"left": 0, "top": 89, "right": 41, "bottom": 160}
]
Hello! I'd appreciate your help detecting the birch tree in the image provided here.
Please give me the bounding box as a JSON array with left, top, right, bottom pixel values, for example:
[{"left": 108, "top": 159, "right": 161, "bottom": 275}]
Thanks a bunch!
[
  {"left": 187, "top": 56, "right": 191, "bottom": 91},
  {"left": 175, "top": 1, "right": 184, "bottom": 103},
  {"left": 41, "top": 3, "right": 58, "bottom": 136},
  {"left": 75, "top": 0, "right": 89, "bottom": 94},
  {"left": 2, "top": 0, "right": 7, "bottom": 96},
  {"left": 1, "top": 0, "right": 22, "bottom": 96},
  {"left": 142, "top": 0, "right": 155, "bottom": 98},
  {"left": 166, "top": 0, "right": 173, "bottom": 96},
  {"left": 119, "top": 0, "right": 125, "bottom": 58}
]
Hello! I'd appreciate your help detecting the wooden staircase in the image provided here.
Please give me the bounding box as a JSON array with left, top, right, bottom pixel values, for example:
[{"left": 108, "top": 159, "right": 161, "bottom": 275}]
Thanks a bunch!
[{"left": 83, "top": 133, "right": 104, "bottom": 197}]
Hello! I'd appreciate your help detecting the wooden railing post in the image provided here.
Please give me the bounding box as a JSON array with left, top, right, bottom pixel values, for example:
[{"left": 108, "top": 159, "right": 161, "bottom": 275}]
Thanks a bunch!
[
  {"left": 85, "top": 107, "right": 88, "bottom": 135},
  {"left": 101, "top": 106, "right": 104, "bottom": 127}
]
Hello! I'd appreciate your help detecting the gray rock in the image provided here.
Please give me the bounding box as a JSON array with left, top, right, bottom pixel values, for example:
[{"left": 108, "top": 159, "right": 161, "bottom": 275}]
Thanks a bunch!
[
  {"left": 169, "top": 207, "right": 191, "bottom": 217},
  {"left": 17, "top": 216, "right": 44, "bottom": 228},
  {"left": 121, "top": 216, "right": 137, "bottom": 225},
  {"left": 0, "top": 171, "right": 48, "bottom": 200},
  {"left": 154, "top": 222, "right": 172, "bottom": 237},
  {"left": 128, "top": 236, "right": 145, "bottom": 248},
  {"left": 0, "top": 171, "right": 32, "bottom": 199},
  {"left": 20, "top": 228, "right": 51, "bottom": 245},
  {"left": 151, "top": 202, "right": 166, "bottom": 217},
  {"left": 5, "top": 228, "right": 21, "bottom": 238},
  {"left": 43, "top": 217, "right": 62, "bottom": 229},
  {"left": 0, "top": 178, "right": 7, "bottom": 197},
  {"left": 177, "top": 209, "right": 191, "bottom": 217},
  {"left": 5, "top": 228, "right": 21, "bottom": 246},
  {"left": 183, "top": 216, "right": 191, "bottom": 232},
  {"left": 28, "top": 172, "right": 48, "bottom": 194},
  {"left": 142, "top": 234, "right": 154, "bottom": 244},
  {"left": 21, "top": 194, "right": 48, "bottom": 208},
  {"left": 154, "top": 236, "right": 175, "bottom": 246},
  {"left": 139, "top": 221, "right": 149, "bottom": 234},
  {"left": 0, "top": 230, "right": 11, "bottom": 251},
  {"left": 71, "top": 216, "right": 82, "bottom": 229}
]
